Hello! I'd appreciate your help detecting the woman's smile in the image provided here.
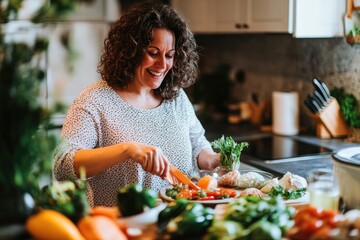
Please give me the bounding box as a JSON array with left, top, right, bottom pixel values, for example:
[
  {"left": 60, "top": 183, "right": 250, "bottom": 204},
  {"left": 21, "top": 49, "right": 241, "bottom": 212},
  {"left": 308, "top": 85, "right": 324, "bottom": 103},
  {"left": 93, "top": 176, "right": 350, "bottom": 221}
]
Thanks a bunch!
[{"left": 134, "top": 28, "right": 175, "bottom": 90}]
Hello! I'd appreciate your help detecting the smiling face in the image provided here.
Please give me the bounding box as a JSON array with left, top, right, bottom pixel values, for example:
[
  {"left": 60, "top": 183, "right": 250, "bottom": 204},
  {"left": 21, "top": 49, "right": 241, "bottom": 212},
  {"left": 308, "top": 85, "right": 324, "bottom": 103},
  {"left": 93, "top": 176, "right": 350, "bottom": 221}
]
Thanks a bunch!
[{"left": 133, "top": 28, "right": 175, "bottom": 92}]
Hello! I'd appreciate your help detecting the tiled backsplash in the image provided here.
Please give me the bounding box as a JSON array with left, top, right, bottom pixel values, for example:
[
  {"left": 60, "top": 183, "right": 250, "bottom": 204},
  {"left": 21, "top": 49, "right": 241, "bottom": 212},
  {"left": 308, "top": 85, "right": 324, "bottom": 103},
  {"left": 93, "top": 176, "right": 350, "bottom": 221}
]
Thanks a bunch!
[{"left": 194, "top": 34, "right": 360, "bottom": 128}]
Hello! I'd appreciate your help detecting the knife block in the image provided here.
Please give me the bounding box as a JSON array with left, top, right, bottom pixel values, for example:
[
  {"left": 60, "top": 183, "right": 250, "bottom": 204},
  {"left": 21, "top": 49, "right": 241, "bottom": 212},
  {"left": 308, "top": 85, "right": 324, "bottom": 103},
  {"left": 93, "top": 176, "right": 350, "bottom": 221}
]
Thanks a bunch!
[{"left": 311, "top": 98, "right": 351, "bottom": 138}]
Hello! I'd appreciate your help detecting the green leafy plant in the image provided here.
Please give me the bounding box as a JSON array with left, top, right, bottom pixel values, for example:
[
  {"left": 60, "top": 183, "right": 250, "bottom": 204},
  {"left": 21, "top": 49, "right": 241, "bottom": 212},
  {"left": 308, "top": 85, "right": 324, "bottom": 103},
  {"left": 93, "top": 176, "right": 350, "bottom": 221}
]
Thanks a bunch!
[
  {"left": 0, "top": 0, "right": 93, "bottom": 208},
  {"left": 0, "top": 37, "right": 57, "bottom": 194},
  {"left": 331, "top": 88, "right": 360, "bottom": 128},
  {"left": 211, "top": 135, "right": 249, "bottom": 169}
]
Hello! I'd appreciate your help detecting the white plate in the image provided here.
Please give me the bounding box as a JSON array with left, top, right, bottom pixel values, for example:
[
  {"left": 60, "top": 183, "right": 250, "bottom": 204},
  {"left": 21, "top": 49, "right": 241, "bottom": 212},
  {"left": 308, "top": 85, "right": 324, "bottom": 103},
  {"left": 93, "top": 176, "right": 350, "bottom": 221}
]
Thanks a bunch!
[
  {"left": 117, "top": 203, "right": 166, "bottom": 229},
  {"left": 159, "top": 187, "right": 241, "bottom": 205},
  {"left": 159, "top": 187, "right": 309, "bottom": 206}
]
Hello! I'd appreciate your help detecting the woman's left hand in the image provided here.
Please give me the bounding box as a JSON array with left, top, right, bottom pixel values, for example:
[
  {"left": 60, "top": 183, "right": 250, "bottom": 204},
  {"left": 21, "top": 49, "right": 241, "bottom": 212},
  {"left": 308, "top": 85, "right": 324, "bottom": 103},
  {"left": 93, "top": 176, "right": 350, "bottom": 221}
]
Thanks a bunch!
[{"left": 197, "top": 148, "right": 220, "bottom": 170}]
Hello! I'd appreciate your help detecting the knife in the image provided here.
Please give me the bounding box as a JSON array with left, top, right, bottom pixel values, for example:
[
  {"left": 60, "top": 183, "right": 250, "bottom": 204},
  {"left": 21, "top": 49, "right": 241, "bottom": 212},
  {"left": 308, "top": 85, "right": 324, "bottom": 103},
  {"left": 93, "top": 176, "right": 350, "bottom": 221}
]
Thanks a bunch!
[
  {"left": 312, "top": 78, "right": 329, "bottom": 102},
  {"left": 313, "top": 90, "right": 327, "bottom": 107},
  {"left": 310, "top": 99, "right": 322, "bottom": 113},
  {"left": 304, "top": 98, "right": 318, "bottom": 114},
  {"left": 308, "top": 93, "right": 325, "bottom": 110},
  {"left": 313, "top": 78, "right": 332, "bottom": 102},
  {"left": 320, "top": 81, "right": 332, "bottom": 101}
]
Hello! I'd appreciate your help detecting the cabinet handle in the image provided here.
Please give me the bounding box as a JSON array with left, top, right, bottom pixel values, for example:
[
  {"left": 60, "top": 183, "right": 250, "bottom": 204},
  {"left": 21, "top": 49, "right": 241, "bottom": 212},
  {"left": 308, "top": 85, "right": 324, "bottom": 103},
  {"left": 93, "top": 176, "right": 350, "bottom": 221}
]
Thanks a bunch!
[
  {"left": 235, "top": 23, "right": 242, "bottom": 29},
  {"left": 242, "top": 23, "right": 249, "bottom": 29}
]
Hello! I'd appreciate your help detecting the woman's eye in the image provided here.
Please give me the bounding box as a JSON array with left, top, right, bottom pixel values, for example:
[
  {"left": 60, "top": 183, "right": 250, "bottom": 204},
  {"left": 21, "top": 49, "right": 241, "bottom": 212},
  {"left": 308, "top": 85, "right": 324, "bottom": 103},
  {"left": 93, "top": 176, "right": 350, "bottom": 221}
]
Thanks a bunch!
[
  {"left": 166, "top": 54, "right": 174, "bottom": 59},
  {"left": 148, "top": 51, "right": 158, "bottom": 56}
]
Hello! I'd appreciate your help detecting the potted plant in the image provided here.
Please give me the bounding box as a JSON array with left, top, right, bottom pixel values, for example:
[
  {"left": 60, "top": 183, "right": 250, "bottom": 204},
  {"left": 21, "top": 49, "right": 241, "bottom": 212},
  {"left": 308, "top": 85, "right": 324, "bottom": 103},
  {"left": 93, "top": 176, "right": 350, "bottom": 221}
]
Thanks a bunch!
[
  {"left": 211, "top": 135, "right": 249, "bottom": 175},
  {"left": 0, "top": 0, "right": 93, "bottom": 234}
]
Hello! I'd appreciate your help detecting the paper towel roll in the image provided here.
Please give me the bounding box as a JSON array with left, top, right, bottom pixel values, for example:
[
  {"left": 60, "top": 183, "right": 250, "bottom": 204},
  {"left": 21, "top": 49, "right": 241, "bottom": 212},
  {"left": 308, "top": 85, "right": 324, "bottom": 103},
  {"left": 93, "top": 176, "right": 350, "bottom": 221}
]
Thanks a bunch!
[{"left": 272, "top": 91, "right": 299, "bottom": 136}]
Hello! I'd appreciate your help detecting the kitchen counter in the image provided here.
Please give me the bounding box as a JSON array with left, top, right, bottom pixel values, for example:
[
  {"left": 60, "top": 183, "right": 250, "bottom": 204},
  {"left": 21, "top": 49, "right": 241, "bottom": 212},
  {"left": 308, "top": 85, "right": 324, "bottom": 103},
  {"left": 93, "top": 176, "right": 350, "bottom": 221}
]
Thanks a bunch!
[{"left": 203, "top": 122, "right": 360, "bottom": 178}]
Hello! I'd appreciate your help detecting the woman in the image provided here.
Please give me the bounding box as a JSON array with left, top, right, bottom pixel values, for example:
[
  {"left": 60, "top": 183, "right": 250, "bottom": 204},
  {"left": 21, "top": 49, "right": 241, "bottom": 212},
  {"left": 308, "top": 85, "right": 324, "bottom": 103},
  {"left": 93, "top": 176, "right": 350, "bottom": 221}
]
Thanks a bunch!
[{"left": 53, "top": 1, "right": 220, "bottom": 207}]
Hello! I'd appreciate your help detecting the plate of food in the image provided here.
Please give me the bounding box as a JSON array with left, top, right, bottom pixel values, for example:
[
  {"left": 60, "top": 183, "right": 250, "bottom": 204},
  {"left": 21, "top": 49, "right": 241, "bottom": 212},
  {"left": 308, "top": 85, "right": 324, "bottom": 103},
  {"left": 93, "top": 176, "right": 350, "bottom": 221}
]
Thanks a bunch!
[
  {"left": 159, "top": 185, "right": 241, "bottom": 205},
  {"left": 161, "top": 170, "right": 309, "bottom": 205}
]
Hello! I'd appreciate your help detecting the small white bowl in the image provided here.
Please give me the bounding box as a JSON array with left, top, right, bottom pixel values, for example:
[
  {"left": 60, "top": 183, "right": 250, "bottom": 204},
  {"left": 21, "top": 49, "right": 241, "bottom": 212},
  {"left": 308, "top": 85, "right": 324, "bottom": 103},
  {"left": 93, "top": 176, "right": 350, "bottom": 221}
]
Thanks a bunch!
[{"left": 117, "top": 203, "right": 166, "bottom": 229}]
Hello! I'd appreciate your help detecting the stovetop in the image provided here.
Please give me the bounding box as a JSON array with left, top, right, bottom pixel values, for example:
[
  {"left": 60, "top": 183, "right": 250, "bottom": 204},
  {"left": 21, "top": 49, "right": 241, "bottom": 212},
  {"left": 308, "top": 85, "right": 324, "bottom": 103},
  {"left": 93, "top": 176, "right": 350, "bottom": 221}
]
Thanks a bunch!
[{"left": 241, "top": 135, "right": 332, "bottom": 162}]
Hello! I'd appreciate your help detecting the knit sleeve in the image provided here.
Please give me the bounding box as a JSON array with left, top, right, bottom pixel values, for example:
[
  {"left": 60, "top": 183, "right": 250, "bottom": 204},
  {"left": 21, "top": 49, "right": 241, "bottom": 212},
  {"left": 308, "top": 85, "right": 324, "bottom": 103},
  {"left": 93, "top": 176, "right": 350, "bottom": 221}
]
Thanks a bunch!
[
  {"left": 53, "top": 98, "right": 101, "bottom": 181},
  {"left": 180, "top": 90, "right": 212, "bottom": 170}
]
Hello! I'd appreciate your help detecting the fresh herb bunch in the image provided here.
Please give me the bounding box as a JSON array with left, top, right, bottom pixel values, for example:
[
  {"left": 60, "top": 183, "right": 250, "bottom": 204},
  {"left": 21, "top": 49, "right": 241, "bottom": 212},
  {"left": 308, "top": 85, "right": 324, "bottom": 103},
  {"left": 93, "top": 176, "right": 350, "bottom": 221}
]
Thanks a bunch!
[
  {"left": 268, "top": 186, "right": 306, "bottom": 200},
  {"left": 331, "top": 88, "right": 360, "bottom": 128},
  {"left": 211, "top": 135, "right": 249, "bottom": 168}
]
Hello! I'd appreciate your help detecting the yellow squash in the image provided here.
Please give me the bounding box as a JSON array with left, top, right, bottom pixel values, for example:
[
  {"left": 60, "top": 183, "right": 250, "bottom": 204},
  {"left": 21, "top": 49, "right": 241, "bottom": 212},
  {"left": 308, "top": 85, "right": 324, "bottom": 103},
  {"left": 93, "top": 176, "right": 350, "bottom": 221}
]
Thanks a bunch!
[{"left": 26, "top": 209, "right": 85, "bottom": 240}]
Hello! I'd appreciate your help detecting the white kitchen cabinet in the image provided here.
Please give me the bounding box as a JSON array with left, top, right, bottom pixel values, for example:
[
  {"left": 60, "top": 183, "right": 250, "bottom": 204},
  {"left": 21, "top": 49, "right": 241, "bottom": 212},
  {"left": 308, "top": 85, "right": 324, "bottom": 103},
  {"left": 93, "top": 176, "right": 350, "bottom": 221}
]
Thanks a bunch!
[
  {"left": 171, "top": 0, "right": 346, "bottom": 38},
  {"left": 172, "top": 0, "right": 217, "bottom": 33},
  {"left": 214, "top": 0, "right": 293, "bottom": 33},
  {"left": 293, "top": 0, "right": 346, "bottom": 38},
  {"left": 172, "top": 0, "right": 293, "bottom": 33}
]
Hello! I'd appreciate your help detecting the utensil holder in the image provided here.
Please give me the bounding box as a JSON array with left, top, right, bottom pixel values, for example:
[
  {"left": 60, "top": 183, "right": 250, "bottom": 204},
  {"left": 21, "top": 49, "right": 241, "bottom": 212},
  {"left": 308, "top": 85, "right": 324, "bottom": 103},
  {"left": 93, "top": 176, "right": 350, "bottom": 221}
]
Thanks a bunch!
[{"left": 311, "top": 98, "right": 351, "bottom": 138}]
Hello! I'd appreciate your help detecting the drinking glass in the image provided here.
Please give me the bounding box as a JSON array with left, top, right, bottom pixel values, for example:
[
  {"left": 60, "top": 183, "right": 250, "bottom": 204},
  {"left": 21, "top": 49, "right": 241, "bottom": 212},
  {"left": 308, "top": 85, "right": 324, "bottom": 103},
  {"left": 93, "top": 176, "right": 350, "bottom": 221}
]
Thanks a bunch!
[{"left": 307, "top": 169, "right": 340, "bottom": 211}]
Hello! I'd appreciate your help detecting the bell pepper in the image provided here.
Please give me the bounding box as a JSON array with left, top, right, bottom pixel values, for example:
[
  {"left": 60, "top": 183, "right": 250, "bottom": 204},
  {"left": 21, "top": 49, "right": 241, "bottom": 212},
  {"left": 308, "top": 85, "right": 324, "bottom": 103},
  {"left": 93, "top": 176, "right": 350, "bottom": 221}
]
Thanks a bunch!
[
  {"left": 157, "top": 198, "right": 188, "bottom": 231},
  {"left": 117, "top": 184, "right": 157, "bottom": 217},
  {"left": 166, "top": 202, "right": 214, "bottom": 238}
]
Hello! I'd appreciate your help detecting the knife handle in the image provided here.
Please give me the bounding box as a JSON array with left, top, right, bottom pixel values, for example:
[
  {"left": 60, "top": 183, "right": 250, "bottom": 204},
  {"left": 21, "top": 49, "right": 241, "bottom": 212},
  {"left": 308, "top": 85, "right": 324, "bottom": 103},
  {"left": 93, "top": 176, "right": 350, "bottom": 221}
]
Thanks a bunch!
[
  {"left": 313, "top": 78, "right": 332, "bottom": 102},
  {"left": 308, "top": 93, "right": 324, "bottom": 110},
  {"left": 313, "top": 78, "right": 331, "bottom": 102},
  {"left": 320, "top": 82, "right": 332, "bottom": 100},
  {"left": 304, "top": 99, "right": 317, "bottom": 114},
  {"left": 313, "top": 90, "right": 327, "bottom": 107}
]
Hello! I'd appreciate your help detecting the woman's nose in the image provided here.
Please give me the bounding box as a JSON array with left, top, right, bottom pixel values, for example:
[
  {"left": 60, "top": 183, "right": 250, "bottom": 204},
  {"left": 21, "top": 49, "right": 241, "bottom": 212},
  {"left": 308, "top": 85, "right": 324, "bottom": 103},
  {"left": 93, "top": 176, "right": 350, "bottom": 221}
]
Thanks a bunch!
[{"left": 155, "top": 55, "right": 166, "bottom": 68}]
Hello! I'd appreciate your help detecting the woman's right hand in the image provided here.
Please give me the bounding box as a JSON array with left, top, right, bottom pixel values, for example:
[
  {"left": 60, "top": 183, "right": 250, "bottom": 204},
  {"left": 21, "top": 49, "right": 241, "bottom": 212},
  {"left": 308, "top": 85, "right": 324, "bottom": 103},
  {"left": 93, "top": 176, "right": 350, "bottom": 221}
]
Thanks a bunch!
[{"left": 127, "top": 142, "right": 170, "bottom": 179}]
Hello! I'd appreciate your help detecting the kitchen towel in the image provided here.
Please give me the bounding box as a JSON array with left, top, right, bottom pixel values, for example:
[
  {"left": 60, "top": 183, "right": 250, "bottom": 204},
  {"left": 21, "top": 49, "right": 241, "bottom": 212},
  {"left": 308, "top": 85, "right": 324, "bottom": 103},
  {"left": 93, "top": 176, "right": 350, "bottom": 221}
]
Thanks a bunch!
[{"left": 272, "top": 91, "right": 299, "bottom": 136}]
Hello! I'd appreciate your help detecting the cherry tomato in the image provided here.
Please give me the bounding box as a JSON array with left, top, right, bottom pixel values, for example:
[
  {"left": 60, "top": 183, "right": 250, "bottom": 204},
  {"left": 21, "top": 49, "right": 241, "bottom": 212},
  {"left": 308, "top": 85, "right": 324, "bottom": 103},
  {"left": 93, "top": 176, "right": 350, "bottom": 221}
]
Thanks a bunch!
[
  {"left": 303, "top": 205, "right": 321, "bottom": 218},
  {"left": 206, "top": 190, "right": 221, "bottom": 199},
  {"left": 189, "top": 189, "right": 199, "bottom": 198},
  {"left": 311, "top": 225, "right": 332, "bottom": 240},
  {"left": 176, "top": 190, "right": 192, "bottom": 199},
  {"left": 300, "top": 219, "right": 323, "bottom": 235}
]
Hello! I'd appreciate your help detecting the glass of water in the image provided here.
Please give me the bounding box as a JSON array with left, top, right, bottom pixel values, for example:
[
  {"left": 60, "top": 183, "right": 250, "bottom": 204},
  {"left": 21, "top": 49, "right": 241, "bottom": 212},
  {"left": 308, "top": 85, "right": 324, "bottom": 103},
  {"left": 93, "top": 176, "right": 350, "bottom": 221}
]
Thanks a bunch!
[{"left": 307, "top": 168, "right": 340, "bottom": 211}]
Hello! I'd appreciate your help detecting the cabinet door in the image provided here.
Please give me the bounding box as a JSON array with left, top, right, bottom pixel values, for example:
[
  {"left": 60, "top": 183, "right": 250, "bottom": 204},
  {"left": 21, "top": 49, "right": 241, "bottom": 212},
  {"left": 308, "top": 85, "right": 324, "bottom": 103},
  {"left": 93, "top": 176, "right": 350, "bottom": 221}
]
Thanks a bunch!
[
  {"left": 214, "top": 0, "right": 291, "bottom": 33},
  {"left": 214, "top": 0, "right": 247, "bottom": 32},
  {"left": 247, "top": 0, "right": 293, "bottom": 33},
  {"left": 293, "top": 0, "right": 346, "bottom": 38},
  {"left": 172, "top": 0, "right": 216, "bottom": 33}
]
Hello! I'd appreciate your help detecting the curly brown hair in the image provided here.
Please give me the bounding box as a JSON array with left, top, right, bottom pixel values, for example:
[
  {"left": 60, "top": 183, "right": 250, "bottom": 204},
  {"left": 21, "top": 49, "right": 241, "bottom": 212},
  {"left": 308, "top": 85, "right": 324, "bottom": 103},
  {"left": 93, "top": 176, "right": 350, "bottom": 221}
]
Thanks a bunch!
[{"left": 97, "top": 1, "right": 199, "bottom": 100}]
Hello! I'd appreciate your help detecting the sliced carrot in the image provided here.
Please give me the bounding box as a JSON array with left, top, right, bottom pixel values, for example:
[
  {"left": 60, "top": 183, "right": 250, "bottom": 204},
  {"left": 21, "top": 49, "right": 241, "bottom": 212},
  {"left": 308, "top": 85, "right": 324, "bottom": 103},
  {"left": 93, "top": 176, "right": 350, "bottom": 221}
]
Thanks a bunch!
[{"left": 89, "top": 206, "right": 127, "bottom": 233}]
